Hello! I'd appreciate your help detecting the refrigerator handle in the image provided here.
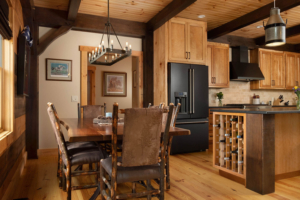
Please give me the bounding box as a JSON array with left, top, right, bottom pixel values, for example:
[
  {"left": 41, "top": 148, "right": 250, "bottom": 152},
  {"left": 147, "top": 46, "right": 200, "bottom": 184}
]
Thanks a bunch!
[
  {"left": 189, "top": 69, "right": 192, "bottom": 114},
  {"left": 192, "top": 68, "right": 195, "bottom": 114}
]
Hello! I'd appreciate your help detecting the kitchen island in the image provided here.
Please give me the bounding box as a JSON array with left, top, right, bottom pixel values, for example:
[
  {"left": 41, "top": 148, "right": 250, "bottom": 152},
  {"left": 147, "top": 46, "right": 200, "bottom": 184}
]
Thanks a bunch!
[{"left": 211, "top": 107, "right": 300, "bottom": 195}]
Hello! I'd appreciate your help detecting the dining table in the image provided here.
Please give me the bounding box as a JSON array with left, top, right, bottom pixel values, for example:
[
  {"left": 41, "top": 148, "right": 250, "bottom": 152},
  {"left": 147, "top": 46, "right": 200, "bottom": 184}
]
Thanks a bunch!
[{"left": 61, "top": 118, "right": 191, "bottom": 143}]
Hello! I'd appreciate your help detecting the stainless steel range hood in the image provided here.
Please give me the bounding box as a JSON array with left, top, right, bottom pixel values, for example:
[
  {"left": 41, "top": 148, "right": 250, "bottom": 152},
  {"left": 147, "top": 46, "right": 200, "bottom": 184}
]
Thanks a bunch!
[{"left": 230, "top": 46, "right": 265, "bottom": 82}]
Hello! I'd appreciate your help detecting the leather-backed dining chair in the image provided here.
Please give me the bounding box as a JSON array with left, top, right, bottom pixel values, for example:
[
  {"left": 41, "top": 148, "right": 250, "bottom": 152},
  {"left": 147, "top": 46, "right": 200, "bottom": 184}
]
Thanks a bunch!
[
  {"left": 98, "top": 103, "right": 174, "bottom": 200},
  {"left": 48, "top": 103, "right": 99, "bottom": 188},
  {"left": 78, "top": 103, "right": 107, "bottom": 118},
  {"left": 148, "top": 102, "right": 164, "bottom": 109},
  {"left": 47, "top": 103, "right": 108, "bottom": 200},
  {"left": 162, "top": 103, "right": 181, "bottom": 189}
]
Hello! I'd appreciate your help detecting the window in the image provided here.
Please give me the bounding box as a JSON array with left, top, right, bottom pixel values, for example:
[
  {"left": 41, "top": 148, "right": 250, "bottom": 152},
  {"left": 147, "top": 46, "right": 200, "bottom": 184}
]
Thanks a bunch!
[{"left": 0, "top": 33, "right": 14, "bottom": 136}]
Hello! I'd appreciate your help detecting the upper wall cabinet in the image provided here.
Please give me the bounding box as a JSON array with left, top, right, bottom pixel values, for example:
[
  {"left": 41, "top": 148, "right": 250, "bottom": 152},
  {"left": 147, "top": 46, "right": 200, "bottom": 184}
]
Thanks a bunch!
[
  {"left": 207, "top": 42, "right": 229, "bottom": 88},
  {"left": 168, "top": 17, "right": 207, "bottom": 65},
  {"left": 250, "top": 49, "right": 285, "bottom": 90},
  {"left": 285, "top": 52, "right": 300, "bottom": 90}
]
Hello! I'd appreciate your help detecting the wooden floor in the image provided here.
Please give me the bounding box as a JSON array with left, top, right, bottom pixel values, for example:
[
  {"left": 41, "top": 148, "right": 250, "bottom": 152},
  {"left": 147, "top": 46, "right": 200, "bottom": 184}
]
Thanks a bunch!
[{"left": 4, "top": 150, "right": 300, "bottom": 200}]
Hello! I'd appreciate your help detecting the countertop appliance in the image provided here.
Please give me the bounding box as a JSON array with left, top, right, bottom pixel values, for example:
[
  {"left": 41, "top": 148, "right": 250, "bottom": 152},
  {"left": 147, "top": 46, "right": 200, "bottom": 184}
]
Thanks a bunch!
[
  {"left": 168, "top": 62, "right": 208, "bottom": 154},
  {"left": 230, "top": 46, "right": 265, "bottom": 81}
]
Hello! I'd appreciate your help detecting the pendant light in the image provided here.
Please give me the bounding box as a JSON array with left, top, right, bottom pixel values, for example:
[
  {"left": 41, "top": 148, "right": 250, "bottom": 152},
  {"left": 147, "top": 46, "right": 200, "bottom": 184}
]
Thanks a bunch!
[
  {"left": 89, "top": 0, "right": 132, "bottom": 66},
  {"left": 264, "top": 0, "right": 287, "bottom": 47}
]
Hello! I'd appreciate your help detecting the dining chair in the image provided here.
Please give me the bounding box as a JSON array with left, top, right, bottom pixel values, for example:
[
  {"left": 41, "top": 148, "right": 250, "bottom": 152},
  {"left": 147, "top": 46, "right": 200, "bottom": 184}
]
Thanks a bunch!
[
  {"left": 78, "top": 103, "right": 107, "bottom": 118},
  {"left": 98, "top": 103, "right": 174, "bottom": 200},
  {"left": 47, "top": 103, "right": 108, "bottom": 200},
  {"left": 162, "top": 103, "right": 181, "bottom": 190},
  {"left": 48, "top": 103, "right": 99, "bottom": 187},
  {"left": 148, "top": 102, "right": 164, "bottom": 109}
]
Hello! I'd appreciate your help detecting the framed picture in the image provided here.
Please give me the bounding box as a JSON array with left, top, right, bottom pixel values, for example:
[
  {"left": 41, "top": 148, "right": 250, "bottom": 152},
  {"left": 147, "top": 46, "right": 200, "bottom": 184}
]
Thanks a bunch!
[
  {"left": 133, "top": 70, "right": 137, "bottom": 88},
  {"left": 46, "top": 58, "right": 72, "bottom": 81},
  {"left": 103, "top": 71, "right": 127, "bottom": 97}
]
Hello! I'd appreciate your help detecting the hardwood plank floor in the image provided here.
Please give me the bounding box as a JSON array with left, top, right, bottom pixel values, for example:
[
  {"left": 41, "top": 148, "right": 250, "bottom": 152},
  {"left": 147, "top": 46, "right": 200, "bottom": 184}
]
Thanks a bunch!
[{"left": 6, "top": 150, "right": 300, "bottom": 200}]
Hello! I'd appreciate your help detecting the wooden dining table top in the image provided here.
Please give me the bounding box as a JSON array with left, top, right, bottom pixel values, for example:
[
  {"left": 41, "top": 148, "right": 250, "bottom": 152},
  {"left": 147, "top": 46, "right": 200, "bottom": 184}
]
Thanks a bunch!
[{"left": 61, "top": 118, "right": 191, "bottom": 143}]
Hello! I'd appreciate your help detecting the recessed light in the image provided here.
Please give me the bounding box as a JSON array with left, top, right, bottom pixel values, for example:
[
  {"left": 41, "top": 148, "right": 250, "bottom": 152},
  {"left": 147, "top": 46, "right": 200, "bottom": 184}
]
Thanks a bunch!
[
  {"left": 198, "top": 15, "right": 206, "bottom": 19},
  {"left": 257, "top": 25, "right": 264, "bottom": 29}
]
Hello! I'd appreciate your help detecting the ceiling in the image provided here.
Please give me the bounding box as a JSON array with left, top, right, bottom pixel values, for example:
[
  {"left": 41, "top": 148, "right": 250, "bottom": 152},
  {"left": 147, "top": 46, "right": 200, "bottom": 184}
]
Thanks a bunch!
[{"left": 33, "top": 0, "right": 300, "bottom": 44}]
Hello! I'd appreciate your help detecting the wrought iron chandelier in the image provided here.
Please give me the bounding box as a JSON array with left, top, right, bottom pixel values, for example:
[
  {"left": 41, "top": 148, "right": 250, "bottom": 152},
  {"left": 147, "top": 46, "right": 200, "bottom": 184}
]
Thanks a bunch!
[{"left": 88, "top": 0, "right": 132, "bottom": 66}]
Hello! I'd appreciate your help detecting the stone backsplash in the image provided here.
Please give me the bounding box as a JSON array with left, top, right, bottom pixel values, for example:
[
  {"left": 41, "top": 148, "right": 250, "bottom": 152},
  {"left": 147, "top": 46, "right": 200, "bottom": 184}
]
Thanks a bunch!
[{"left": 209, "top": 81, "right": 297, "bottom": 106}]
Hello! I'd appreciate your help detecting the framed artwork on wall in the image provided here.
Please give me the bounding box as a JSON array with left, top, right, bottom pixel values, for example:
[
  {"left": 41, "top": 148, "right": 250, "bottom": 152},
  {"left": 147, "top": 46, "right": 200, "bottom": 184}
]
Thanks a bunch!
[
  {"left": 46, "top": 58, "right": 72, "bottom": 81},
  {"left": 103, "top": 71, "right": 127, "bottom": 97}
]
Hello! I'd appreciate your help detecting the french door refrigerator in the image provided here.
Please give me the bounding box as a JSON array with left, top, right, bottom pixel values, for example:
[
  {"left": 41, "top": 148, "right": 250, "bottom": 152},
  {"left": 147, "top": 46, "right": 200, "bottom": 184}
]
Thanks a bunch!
[{"left": 168, "top": 62, "right": 208, "bottom": 154}]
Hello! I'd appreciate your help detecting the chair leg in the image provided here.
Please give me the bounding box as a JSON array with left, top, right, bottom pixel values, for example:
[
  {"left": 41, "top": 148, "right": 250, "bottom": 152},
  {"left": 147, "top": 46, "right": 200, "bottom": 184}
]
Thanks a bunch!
[
  {"left": 132, "top": 182, "right": 136, "bottom": 193},
  {"left": 100, "top": 163, "right": 104, "bottom": 200},
  {"left": 96, "top": 162, "right": 100, "bottom": 183},
  {"left": 166, "top": 153, "right": 170, "bottom": 190},
  {"left": 57, "top": 148, "right": 60, "bottom": 177},
  {"left": 59, "top": 151, "right": 62, "bottom": 188},
  {"left": 67, "top": 163, "right": 72, "bottom": 200},
  {"left": 147, "top": 180, "right": 151, "bottom": 200},
  {"left": 62, "top": 162, "right": 66, "bottom": 191}
]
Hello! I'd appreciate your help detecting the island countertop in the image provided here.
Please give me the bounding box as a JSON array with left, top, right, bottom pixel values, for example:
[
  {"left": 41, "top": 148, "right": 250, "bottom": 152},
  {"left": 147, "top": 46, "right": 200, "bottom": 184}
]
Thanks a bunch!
[{"left": 210, "top": 107, "right": 300, "bottom": 114}]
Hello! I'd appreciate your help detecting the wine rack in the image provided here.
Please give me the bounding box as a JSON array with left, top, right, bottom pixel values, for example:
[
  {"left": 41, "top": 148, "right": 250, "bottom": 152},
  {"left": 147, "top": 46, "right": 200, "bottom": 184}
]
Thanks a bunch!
[{"left": 213, "top": 112, "right": 246, "bottom": 178}]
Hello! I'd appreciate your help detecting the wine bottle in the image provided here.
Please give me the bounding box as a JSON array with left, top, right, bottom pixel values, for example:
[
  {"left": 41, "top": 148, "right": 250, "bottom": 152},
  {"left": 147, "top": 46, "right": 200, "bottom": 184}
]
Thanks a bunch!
[
  {"left": 230, "top": 149, "right": 238, "bottom": 154},
  {"left": 213, "top": 124, "right": 221, "bottom": 128},
  {"left": 225, "top": 133, "right": 231, "bottom": 137},
  {"left": 224, "top": 156, "right": 231, "bottom": 160},
  {"left": 219, "top": 139, "right": 226, "bottom": 143},
  {"left": 230, "top": 117, "right": 238, "bottom": 122},
  {"left": 237, "top": 134, "right": 244, "bottom": 139}
]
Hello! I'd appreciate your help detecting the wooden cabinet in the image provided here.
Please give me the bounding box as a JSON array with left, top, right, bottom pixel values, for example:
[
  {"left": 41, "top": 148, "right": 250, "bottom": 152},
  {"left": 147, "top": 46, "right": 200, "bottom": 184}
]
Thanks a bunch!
[
  {"left": 168, "top": 17, "right": 207, "bottom": 65},
  {"left": 250, "top": 49, "right": 285, "bottom": 90},
  {"left": 207, "top": 42, "right": 230, "bottom": 88},
  {"left": 285, "top": 52, "right": 300, "bottom": 89},
  {"left": 153, "top": 17, "right": 207, "bottom": 104}
]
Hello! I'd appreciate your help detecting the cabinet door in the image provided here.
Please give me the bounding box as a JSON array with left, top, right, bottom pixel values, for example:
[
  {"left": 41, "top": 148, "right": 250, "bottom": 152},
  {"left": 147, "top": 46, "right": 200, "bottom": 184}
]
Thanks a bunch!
[
  {"left": 212, "top": 45, "right": 229, "bottom": 87},
  {"left": 187, "top": 21, "right": 206, "bottom": 64},
  {"left": 259, "top": 50, "right": 272, "bottom": 88},
  {"left": 271, "top": 52, "right": 285, "bottom": 89},
  {"left": 285, "top": 53, "right": 297, "bottom": 89},
  {"left": 168, "top": 19, "right": 188, "bottom": 62},
  {"left": 207, "top": 44, "right": 213, "bottom": 87},
  {"left": 296, "top": 54, "right": 300, "bottom": 87}
]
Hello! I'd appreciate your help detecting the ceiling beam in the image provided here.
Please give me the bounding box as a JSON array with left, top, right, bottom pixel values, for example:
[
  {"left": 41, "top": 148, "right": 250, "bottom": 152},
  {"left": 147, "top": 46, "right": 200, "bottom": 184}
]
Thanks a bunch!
[
  {"left": 35, "top": 7, "right": 146, "bottom": 38},
  {"left": 37, "top": 25, "right": 72, "bottom": 55},
  {"left": 68, "top": 0, "right": 81, "bottom": 21},
  {"left": 255, "top": 24, "right": 300, "bottom": 45},
  {"left": 146, "top": 0, "right": 196, "bottom": 31},
  {"left": 208, "top": 0, "right": 300, "bottom": 39}
]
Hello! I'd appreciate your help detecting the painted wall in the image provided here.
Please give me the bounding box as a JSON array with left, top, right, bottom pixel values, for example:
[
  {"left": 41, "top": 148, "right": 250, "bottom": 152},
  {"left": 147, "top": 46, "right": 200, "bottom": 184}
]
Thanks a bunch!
[
  {"left": 209, "top": 48, "right": 296, "bottom": 106},
  {"left": 39, "top": 27, "right": 142, "bottom": 149},
  {"left": 93, "top": 57, "right": 132, "bottom": 114}
]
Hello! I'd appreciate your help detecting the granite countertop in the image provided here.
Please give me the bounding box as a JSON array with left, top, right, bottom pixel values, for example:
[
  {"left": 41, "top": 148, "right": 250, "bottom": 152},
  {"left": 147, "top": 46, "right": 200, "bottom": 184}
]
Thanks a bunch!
[{"left": 211, "top": 107, "right": 300, "bottom": 114}]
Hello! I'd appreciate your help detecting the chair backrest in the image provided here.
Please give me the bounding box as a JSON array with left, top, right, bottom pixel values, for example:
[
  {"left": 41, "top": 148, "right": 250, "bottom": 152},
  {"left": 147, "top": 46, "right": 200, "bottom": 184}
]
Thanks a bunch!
[
  {"left": 162, "top": 103, "right": 181, "bottom": 127},
  {"left": 78, "top": 103, "right": 107, "bottom": 118},
  {"left": 47, "top": 103, "right": 69, "bottom": 159},
  {"left": 148, "top": 102, "right": 164, "bottom": 109}
]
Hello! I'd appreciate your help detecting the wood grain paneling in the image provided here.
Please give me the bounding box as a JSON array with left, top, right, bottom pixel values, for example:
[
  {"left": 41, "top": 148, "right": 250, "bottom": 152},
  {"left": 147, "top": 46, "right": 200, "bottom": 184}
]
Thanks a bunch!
[{"left": 246, "top": 114, "right": 275, "bottom": 195}]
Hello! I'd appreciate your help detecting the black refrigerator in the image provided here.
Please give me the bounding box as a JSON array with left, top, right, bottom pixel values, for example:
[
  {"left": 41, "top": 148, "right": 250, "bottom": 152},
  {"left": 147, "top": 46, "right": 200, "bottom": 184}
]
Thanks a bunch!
[{"left": 168, "top": 62, "right": 208, "bottom": 154}]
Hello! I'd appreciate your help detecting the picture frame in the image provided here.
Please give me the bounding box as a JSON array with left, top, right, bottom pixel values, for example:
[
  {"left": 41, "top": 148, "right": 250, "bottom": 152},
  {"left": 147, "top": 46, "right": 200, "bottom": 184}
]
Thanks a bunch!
[
  {"left": 46, "top": 58, "right": 72, "bottom": 81},
  {"left": 133, "top": 70, "right": 137, "bottom": 88},
  {"left": 103, "top": 71, "right": 127, "bottom": 97}
]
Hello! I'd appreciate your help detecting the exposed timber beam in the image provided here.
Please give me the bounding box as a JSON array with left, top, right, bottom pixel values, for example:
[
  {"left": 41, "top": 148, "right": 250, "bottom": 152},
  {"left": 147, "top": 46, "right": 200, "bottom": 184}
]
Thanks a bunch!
[
  {"left": 35, "top": 7, "right": 146, "bottom": 38},
  {"left": 37, "top": 25, "right": 72, "bottom": 55},
  {"left": 255, "top": 24, "right": 300, "bottom": 45},
  {"left": 208, "top": 0, "right": 300, "bottom": 39},
  {"left": 146, "top": 0, "right": 196, "bottom": 31},
  {"left": 68, "top": 0, "right": 81, "bottom": 21}
]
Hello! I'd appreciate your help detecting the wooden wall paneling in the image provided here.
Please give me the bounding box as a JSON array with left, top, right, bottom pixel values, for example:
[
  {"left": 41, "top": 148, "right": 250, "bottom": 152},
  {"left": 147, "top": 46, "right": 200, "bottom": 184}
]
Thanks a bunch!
[
  {"left": 153, "top": 23, "right": 168, "bottom": 105},
  {"left": 131, "top": 51, "right": 144, "bottom": 108},
  {"left": 14, "top": 96, "right": 26, "bottom": 118},
  {"left": 0, "top": 132, "right": 25, "bottom": 190},
  {"left": 246, "top": 114, "right": 275, "bottom": 195}
]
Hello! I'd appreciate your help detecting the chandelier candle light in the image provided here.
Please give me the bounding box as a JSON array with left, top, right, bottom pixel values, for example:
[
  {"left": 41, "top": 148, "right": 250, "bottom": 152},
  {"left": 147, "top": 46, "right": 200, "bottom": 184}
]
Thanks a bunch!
[{"left": 89, "top": 0, "right": 132, "bottom": 66}]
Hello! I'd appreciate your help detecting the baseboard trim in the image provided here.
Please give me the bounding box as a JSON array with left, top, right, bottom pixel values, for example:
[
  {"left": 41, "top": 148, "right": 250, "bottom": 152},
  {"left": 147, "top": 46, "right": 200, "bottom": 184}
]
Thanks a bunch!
[
  {"left": 275, "top": 171, "right": 300, "bottom": 181},
  {"left": 0, "top": 149, "right": 27, "bottom": 199}
]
